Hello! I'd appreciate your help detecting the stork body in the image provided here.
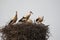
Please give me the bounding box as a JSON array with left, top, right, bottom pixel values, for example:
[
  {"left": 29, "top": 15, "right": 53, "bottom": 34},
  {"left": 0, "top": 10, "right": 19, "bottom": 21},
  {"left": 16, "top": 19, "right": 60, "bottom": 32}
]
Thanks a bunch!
[
  {"left": 26, "top": 19, "right": 33, "bottom": 24},
  {"left": 36, "top": 16, "right": 44, "bottom": 24},
  {"left": 9, "top": 11, "right": 18, "bottom": 24}
]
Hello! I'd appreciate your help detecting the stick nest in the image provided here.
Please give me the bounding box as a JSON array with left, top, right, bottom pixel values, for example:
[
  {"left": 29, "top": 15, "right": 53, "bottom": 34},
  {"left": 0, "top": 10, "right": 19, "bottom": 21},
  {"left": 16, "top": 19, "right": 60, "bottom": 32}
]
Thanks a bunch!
[{"left": 1, "top": 23, "right": 49, "bottom": 40}]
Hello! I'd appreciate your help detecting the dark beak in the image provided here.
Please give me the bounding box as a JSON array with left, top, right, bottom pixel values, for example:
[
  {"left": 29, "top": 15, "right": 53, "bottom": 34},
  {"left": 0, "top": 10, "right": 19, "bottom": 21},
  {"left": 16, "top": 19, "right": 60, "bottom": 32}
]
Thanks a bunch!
[{"left": 30, "top": 11, "right": 33, "bottom": 14}]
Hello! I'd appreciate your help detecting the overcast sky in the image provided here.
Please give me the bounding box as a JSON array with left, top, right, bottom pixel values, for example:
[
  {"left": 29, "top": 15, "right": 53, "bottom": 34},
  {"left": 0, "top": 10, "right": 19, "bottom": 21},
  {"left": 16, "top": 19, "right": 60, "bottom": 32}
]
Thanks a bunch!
[{"left": 0, "top": 0, "right": 60, "bottom": 40}]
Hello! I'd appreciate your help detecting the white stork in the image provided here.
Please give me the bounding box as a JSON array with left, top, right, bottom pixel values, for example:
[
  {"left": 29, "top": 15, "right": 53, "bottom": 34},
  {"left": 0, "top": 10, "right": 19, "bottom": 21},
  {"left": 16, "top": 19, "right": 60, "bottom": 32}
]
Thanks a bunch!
[
  {"left": 9, "top": 11, "right": 18, "bottom": 24},
  {"left": 36, "top": 16, "right": 44, "bottom": 24},
  {"left": 18, "top": 11, "right": 33, "bottom": 22}
]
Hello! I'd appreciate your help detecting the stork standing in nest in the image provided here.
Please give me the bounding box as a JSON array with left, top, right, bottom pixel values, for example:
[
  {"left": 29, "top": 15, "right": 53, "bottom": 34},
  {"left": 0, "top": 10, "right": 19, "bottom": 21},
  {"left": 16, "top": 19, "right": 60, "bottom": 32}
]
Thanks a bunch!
[
  {"left": 36, "top": 16, "right": 44, "bottom": 24},
  {"left": 9, "top": 11, "right": 18, "bottom": 24},
  {"left": 18, "top": 11, "right": 33, "bottom": 23}
]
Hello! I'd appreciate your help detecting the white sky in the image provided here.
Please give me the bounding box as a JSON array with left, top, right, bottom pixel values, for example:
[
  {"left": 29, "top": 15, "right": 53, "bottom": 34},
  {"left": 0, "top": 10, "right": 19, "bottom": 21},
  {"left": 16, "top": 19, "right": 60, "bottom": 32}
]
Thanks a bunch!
[{"left": 0, "top": 0, "right": 60, "bottom": 40}]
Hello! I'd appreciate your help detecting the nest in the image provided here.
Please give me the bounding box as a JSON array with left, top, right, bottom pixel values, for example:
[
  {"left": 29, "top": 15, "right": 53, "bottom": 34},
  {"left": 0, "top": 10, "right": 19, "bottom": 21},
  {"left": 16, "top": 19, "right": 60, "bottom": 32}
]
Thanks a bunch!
[{"left": 1, "top": 23, "right": 49, "bottom": 40}]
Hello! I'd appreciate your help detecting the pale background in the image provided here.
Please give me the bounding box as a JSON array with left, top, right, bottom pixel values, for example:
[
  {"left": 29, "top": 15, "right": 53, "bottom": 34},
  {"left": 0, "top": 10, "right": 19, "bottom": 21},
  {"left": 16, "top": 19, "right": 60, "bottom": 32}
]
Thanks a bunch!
[{"left": 0, "top": 0, "right": 60, "bottom": 40}]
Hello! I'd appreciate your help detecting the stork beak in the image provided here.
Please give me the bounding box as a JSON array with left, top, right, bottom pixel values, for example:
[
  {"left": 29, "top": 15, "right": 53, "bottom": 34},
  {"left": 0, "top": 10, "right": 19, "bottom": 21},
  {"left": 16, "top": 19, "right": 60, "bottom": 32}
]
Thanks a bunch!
[
  {"left": 15, "top": 11, "right": 18, "bottom": 16},
  {"left": 29, "top": 11, "right": 33, "bottom": 14},
  {"left": 32, "top": 12, "right": 33, "bottom": 14},
  {"left": 16, "top": 11, "right": 18, "bottom": 14},
  {"left": 42, "top": 16, "right": 44, "bottom": 19}
]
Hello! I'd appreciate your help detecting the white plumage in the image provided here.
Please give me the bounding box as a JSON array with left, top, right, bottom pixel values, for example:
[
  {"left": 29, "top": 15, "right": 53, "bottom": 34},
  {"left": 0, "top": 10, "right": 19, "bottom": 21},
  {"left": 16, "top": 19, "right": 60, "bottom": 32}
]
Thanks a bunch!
[{"left": 26, "top": 19, "right": 33, "bottom": 24}]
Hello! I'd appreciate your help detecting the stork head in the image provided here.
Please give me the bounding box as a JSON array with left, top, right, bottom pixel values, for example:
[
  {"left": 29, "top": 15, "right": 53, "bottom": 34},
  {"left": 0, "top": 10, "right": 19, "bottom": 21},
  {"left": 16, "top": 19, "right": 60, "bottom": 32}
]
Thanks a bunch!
[
  {"left": 27, "top": 11, "right": 33, "bottom": 16},
  {"left": 38, "top": 16, "right": 44, "bottom": 20},
  {"left": 11, "top": 11, "right": 18, "bottom": 19}
]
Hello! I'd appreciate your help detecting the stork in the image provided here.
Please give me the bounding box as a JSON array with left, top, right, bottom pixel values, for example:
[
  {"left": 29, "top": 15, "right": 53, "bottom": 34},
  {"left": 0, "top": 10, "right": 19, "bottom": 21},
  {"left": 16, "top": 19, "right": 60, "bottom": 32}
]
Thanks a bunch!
[
  {"left": 9, "top": 11, "right": 18, "bottom": 24},
  {"left": 18, "top": 11, "right": 33, "bottom": 22},
  {"left": 36, "top": 16, "right": 44, "bottom": 24}
]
